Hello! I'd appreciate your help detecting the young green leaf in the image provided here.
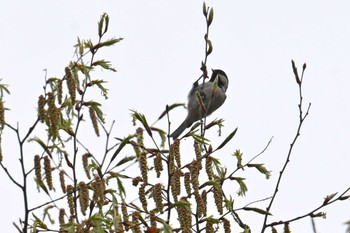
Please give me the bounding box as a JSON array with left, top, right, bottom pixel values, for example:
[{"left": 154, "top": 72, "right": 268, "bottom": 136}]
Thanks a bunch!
[
  {"left": 243, "top": 226, "right": 251, "bottom": 233},
  {"left": 339, "top": 195, "right": 350, "bottom": 201},
  {"left": 224, "top": 195, "right": 234, "bottom": 213},
  {"left": 215, "top": 127, "right": 238, "bottom": 151},
  {"left": 247, "top": 163, "right": 271, "bottom": 179},
  {"left": 90, "top": 101, "right": 105, "bottom": 123},
  {"left": 92, "top": 38, "right": 123, "bottom": 50},
  {"left": 230, "top": 177, "right": 248, "bottom": 196},
  {"left": 37, "top": 179, "right": 49, "bottom": 195},
  {"left": 28, "top": 137, "right": 53, "bottom": 159},
  {"left": 243, "top": 207, "right": 272, "bottom": 216},
  {"left": 98, "top": 14, "right": 105, "bottom": 37},
  {"left": 131, "top": 110, "right": 152, "bottom": 137},
  {"left": 110, "top": 135, "right": 136, "bottom": 163},
  {"left": 202, "top": 217, "right": 220, "bottom": 224},
  {"left": 32, "top": 213, "right": 48, "bottom": 229},
  {"left": 156, "top": 103, "right": 186, "bottom": 121},
  {"left": 291, "top": 59, "right": 301, "bottom": 84},
  {"left": 116, "top": 155, "right": 136, "bottom": 167},
  {"left": 162, "top": 221, "right": 172, "bottom": 233},
  {"left": 90, "top": 79, "right": 110, "bottom": 99},
  {"left": 233, "top": 149, "right": 243, "bottom": 169},
  {"left": 91, "top": 60, "right": 116, "bottom": 72},
  {"left": 311, "top": 212, "right": 326, "bottom": 218},
  {"left": 323, "top": 192, "right": 338, "bottom": 205},
  {"left": 103, "top": 13, "right": 110, "bottom": 34},
  {"left": 116, "top": 176, "right": 126, "bottom": 197},
  {"left": 0, "top": 79, "right": 10, "bottom": 98},
  {"left": 203, "top": 2, "right": 207, "bottom": 16},
  {"left": 208, "top": 7, "right": 214, "bottom": 26}
]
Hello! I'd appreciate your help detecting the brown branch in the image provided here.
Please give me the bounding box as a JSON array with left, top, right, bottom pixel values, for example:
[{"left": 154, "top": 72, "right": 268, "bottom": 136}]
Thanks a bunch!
[
  {"left": 261, "top": 62, "right": 310, "bottom": 232},
  {"left": 0, "top": 163, "right": 22, "bottom": 188},
  {"left": 266, "top": 186, "right": 350, "bottom": 228}
]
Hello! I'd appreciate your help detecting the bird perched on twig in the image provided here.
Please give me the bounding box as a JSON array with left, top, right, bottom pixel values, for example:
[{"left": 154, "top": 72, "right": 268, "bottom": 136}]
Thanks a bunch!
[{"left": 170, "top": 69, "right": 229, "bottom": 139}]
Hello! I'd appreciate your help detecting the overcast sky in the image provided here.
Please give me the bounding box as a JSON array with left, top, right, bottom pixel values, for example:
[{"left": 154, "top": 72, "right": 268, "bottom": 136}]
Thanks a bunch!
[{"left": 1, "top": 1, "right": 350, "bottom": 232}]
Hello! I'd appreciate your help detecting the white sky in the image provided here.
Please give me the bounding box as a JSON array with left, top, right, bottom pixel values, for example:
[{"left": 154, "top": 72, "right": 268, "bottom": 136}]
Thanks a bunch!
[{"left": 1, "top": 1, "right": 350, "bottom": 232}]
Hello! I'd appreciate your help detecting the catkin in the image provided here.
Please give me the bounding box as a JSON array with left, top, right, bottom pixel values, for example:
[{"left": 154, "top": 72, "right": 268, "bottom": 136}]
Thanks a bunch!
[
  {"left": 59, "top": 208, "right": 65, "bottom": 226},
  {"left": 153, "top": 183, "right": 163, "bottom": 212},
  {"left": 34, "top": 155, "right": 42, "bottom": 182},
  {"left": 139, "top": 152, "right": 148, "bottom": 184},
  {"left": 89, "top": 107, "right": 100, "bottom": 137},
  {"left": 138, "top": 183, "right": 148, "bottom": 212},
  {"left": 78, "top": 182, "right": 89, "bottom": 215},
  {"left": 47, "top": 93, "right": 60, "bottom": 140},
  {"left": 171, "top": 168, "right": 182, "bottom": 202},
  {"left": 44, "top": 156, "right": 53, "bottom": 190},
  {"left": 206, "top": 221, "right": 214, "bottom": 233},
  {"left": 82, "top": 153, "right": 91, "bottom": 179},
  {"left": 194, "top": 140, "right": 202, "bottom": 170},
  {"left": 59, "top": 170, "right": 66, "bottom": 193},
  {"left": 173, "top": 139, "right": 181, "bottom": 167},
  {"left": 184, "top": 172, "right": 191, "bottom": 197},
  {"left": 169, "top": 144, "right": 175, "bottom": 175},
  {"left": 0, "top": 99, "right": 5, "bottom": 130},
  {"left": 149, "top": 210, "right": 157, "bottom": 228},
  {"left": 177, "top": 197, "right": 192, "bottom": 232},
  {"left": 38, "top": 95, "right": 46, "bottom": 123},
  {"left": 92, "top": 176, "right": 105, "bottom": 207},
  {"left": 271, "top": 226, "right": 278, "bottom": 233},
  {"left": 121, "top": 201, "right": 129, "bottom": 230},
  {"left": 284, "top": 223, "right": 291, "bottom": 233},
  {"left": 131, "top": 211, "right": 142, "bottom": 233},
  {"left": 136, "top": 127, "right": 144, "bottom": 150},
  {"left": 132, "top": 176, "right": 142, "bottom": 186},
  {"left": 194, "top": 191, "right": 204, "bottom": 218},
  {"left": 201, "top": 190, "right": 207, "bottom": 216},
  {"left": 222, "top": 218, "right": 231, "bottom": 233},
  {"left": 57, "top": 79, "right": 63, "bottom": 105},
  {"left": 190, "top": 160, "right": 199, "bottom": 194},
  {"left": 213, "top": 176, "right": 223, "bottom": 214},
  {"left": 47, "top": 92, "right": 55, "bottom": 109},
  {"left": 153, "top": 152, "right": 163, "bottom": 178},
  {"left": 66, "top": 185, "right": 75, "bottom": 216},
  {"left": 65, "top": 67, "right": 76, "bottom": 103},
  {"left": 205, "top": 156, "right": 214, "bottom": 180}
]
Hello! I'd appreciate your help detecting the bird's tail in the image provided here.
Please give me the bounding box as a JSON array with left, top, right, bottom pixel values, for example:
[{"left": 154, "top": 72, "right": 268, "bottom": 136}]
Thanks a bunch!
[{"left": 170, "top": 120, "right": 189, "bottom": 140}]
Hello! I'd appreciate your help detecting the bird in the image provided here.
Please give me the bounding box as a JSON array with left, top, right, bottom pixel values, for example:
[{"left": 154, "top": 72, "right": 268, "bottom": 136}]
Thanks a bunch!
[{"left": 170, "top": 69, "right": 229, "bottom": 139}]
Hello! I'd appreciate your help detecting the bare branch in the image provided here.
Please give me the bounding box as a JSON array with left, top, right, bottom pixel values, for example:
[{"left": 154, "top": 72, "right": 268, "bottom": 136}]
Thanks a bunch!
[{"left": 261, "top": 61, "right": 311, "bottom": 232}]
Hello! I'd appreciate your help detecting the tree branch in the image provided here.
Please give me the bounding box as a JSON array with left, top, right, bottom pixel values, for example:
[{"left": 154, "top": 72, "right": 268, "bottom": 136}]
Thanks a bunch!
[
  {"left": 266, "top": 186, "right": 350, "bottom": 228},
  {"left": 261, "top": 61, "right": 310, "bottom": 233}
]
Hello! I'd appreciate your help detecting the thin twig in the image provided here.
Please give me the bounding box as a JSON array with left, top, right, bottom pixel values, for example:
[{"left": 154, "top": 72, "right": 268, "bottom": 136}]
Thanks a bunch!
[
  {"left": 311, "top": 216, "right": 317, "bottom": 233},
  {"left": 266, "top": 186, "right": 350, "bottom": 228},
  {"left": 166, "top": 106, "right": 173, "bottom": 223},
  {"left": 261, "top": 62, "right": 311, "bottom": 232},
  {"left": 225, "top": 137, "right": 273, "bottom": 181},
  {"left": 0, "top": 163, "right": 22, "bottom": 188},
  {"left": 20, "top": 118, "right": 40, "bottom": 145},
  {"left": 247, "top": 137, "right": 274, "bottom": 164},
  {"left": 100, "top": 120, "right": 115, "bottom": 169},
  {"left": 28, "top": 193, "right": 68, "bottom": 212}
]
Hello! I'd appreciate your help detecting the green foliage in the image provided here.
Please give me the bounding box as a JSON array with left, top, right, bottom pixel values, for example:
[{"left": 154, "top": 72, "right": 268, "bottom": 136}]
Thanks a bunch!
[
  {"left": 0, "top": 5, "right": 349, "bottom": 233},
  {"left": 0, "top": 79, "right": 10, "bottom": 97},
  {"left": 0, "top": 9, "right": 267, "bottom": 233}
]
